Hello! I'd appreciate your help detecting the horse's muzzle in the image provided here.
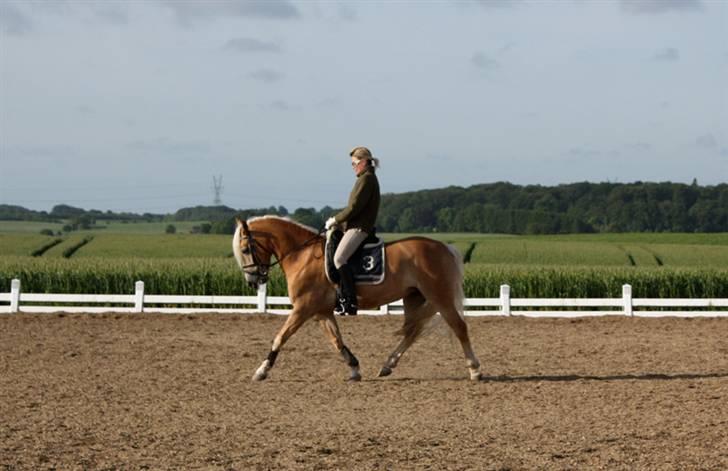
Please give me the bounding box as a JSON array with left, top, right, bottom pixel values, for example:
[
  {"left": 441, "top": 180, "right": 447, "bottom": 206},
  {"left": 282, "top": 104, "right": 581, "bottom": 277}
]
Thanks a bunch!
[{"left": 244, "top": 272, "right": 268, "bottom": 288}]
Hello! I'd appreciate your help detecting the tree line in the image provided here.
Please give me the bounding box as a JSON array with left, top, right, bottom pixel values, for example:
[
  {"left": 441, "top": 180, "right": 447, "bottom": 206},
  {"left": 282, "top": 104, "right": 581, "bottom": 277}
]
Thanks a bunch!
[
  {"left": 2, "top": 181, "right": 727, "bottom": 234},
  {"left": 222, "top": 181, "right": 728, "bottom": 234}
]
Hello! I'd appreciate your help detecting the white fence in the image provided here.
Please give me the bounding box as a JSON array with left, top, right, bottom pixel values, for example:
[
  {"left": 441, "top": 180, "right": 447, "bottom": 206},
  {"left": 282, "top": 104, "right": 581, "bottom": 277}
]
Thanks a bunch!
[{"left": 2, "top": 279, "right": 727, "bottom": 317}]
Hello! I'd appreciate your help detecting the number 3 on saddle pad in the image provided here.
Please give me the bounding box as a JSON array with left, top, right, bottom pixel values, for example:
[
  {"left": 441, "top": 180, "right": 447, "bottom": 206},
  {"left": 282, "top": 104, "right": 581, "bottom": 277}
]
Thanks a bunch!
[{"left": 325, "top": 229, "right": 386, "bottom": 285}]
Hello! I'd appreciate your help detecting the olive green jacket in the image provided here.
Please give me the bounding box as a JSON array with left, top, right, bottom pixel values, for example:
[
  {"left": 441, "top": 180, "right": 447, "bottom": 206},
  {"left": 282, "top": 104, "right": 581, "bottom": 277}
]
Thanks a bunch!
[{"left": 334, "top": 167, "right": 380, "bottom": 233}]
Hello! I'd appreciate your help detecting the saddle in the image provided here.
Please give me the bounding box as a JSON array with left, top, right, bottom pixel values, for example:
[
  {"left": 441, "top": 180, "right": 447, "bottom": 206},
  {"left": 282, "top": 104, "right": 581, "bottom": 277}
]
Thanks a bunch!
[{"left": 325, "top": 229, "right": 386, "bottom": 285}]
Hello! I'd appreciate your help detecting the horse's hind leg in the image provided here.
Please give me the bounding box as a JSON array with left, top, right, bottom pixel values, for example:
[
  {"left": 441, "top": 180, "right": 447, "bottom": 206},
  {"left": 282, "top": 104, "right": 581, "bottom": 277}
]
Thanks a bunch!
[
  {"left": 319, "top": 314, "right": 361, "bottom": 381},
  {"left": 378, "top": 291, "right": 436, "bottom": 378},
  {"left": 252, "top": 309, "right": 308, "bottom": 381},
  {"left": 437, "top": 305, "right": 482, "bottom": 381}
]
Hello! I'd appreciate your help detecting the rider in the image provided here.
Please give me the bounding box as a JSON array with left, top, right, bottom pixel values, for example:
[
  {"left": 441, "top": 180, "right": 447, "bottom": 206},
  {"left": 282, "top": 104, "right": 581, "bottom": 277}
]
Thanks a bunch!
[{"left": 325, "top": 146, "right": 381, "bottom": 316}]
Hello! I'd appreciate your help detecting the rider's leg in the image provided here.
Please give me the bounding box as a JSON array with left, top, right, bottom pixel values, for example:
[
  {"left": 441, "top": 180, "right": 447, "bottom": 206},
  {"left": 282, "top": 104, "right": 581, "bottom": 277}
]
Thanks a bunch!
[{"left": 333, "top": 228, "right": 368, "bottom": 315}]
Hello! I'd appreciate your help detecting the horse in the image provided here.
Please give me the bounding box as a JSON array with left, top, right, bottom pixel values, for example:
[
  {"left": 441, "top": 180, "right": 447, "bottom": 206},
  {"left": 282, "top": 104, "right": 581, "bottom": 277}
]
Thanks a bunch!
[{"left": 233, "top": 215, "right": 482, "bottom": 382}]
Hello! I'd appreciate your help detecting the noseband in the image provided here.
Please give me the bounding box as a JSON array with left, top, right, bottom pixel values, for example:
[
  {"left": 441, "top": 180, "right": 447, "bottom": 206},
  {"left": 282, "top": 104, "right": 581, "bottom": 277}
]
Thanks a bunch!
[{"left": 240, "top": 221, "right": 272, "bottom": 283}]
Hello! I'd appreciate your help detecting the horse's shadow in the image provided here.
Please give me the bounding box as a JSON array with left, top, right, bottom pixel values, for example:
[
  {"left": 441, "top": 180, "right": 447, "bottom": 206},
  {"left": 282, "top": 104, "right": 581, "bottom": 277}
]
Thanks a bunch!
[
  {"left": 480, "top": 372, "right": 728, "bottom": 383},
  {"left": 380, "top": 371, "right": 728, "bottom": 383}
]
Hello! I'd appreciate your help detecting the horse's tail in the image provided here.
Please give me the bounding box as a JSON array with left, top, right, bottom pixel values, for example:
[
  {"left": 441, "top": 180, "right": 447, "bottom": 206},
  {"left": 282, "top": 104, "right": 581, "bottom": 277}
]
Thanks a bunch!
[
  {"left": 447, "top": 244, "right": 466, "bottom": 320},
  {"left": 232, "top": 219, "right": 245, "bottom": 271}
]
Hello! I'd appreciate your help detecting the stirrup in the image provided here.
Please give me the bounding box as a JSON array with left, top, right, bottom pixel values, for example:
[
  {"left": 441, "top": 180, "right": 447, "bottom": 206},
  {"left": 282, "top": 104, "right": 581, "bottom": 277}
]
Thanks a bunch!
[
  {"left": 334, "top": 298, "right": 346, "bottom": 315},
  {"left": 334, "top": 297, "right": 357, "bottom": 316}
]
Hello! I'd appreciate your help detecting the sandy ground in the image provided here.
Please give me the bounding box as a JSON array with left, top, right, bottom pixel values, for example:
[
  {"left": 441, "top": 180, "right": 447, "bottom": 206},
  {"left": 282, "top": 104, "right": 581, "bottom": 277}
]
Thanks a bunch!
[{"left": 1, "top": 313, "right": 728, "bottom": 470}]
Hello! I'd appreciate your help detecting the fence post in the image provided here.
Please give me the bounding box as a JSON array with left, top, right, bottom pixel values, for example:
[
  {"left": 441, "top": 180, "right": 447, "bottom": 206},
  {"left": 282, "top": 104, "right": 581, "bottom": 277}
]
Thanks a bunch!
[
  {"left": 500, "top": 284, "right": 511, "bottom": 316},
  {"left": 622, "top": 284, "right": 633, "bottom": 317},
  {"left": 134, "top": 281, "right": 145, "bottom": 313},
  {"left": 380, "top": 303, "right": 390, "bottom": 315},
  {"left": 257, "top": 283, "right": 267, "bottom": 313},
  {"left": 10, "top": 279, "right": 20, "bottom": 313}
]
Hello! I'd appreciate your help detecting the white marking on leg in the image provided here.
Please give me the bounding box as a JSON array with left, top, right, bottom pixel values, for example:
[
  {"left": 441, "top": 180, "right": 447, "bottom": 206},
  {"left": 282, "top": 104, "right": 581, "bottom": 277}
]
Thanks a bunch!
[
  {"left": 466, "top": 355, "right": 482, "bottom": 381},
  {"left": 252, "top": 359, "right": 270, "bottom": 381}
]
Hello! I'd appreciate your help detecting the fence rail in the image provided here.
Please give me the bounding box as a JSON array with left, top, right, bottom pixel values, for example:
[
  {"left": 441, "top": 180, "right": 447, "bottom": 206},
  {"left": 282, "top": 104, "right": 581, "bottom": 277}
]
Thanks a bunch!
[{"left": 1, "top": 279, "right": 727, "bottom": 317}]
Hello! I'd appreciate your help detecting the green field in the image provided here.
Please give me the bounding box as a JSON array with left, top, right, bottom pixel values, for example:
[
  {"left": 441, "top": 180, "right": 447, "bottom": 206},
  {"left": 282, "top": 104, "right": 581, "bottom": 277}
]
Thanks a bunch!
[
  {"left": 2, "top": 223, "right": 728, "bottom": 298},
  {"left": 3, "top": 231, "right": 728, "bottom": 267},
  {"left": 1, "top": 255, "right": 726, "bottom": 299}
]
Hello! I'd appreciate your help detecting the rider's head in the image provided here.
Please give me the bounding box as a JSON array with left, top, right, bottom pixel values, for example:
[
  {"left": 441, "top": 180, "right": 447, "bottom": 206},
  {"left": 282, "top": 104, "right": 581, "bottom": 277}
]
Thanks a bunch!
[{"left": 349, "top": 146, "right": 380, "bottom": 169}]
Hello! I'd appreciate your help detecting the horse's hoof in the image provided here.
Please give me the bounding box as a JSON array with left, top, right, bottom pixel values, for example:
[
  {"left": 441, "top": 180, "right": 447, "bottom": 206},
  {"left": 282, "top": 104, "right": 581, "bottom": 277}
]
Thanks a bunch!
[
  {"left": 348, "top": 373, "right": 362, "bottom": 382},
  {"left": 377, "top": 367, "right": 392, "bottom": 377},
  {"left": 470, "top": 371, "right": 482, "bottom": 381},
  {"left": 252, "top": 371, "right": 268, "bottom": 381}
]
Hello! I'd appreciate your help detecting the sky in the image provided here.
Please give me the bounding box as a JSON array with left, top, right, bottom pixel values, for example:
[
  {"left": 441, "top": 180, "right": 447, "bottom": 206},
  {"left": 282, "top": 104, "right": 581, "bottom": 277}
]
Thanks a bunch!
[{"left": 1, "top": 0, "right": 726, "bottom": 214}]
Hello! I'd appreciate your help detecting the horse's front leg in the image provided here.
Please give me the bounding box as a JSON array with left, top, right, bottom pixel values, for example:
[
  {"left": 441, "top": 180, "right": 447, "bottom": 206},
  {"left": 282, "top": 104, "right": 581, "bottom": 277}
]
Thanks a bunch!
[
  {"left": 252, "top": 309, "right": 308, "bottom": 381},
  {"left": 319, "top": 314, "right": 361, "bottom": 382}
]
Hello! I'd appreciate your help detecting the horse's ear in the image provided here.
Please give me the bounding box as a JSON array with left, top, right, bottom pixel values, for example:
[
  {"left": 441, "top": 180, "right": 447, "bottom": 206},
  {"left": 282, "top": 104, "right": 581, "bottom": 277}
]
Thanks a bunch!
[{"left": 235, "top": 217, "right": 243, "bottom": 228}]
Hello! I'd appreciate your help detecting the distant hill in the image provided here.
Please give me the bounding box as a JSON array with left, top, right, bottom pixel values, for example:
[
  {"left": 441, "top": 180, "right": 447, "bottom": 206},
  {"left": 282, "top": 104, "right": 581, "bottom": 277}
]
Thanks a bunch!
[{"left": 3, "top": 181, "right": 727, "bottom": 234}]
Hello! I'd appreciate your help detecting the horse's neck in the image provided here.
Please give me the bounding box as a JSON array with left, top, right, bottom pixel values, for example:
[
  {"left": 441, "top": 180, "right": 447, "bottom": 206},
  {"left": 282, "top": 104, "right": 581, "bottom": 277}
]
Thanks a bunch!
[{"left": 255, "top": 219, "right": 317, "bottom": 261}]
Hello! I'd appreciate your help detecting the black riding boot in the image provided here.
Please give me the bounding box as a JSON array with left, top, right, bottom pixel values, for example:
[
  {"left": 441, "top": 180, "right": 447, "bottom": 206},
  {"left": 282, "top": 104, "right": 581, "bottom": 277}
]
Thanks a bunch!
[{"left": 334, "top": 263, "right": 358, "bottom": 316}]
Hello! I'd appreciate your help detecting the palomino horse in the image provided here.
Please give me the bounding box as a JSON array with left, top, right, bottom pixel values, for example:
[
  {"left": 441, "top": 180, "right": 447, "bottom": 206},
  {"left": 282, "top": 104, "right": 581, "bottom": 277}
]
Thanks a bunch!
[{"left": 233, "top": 216, "right": 481, "bottom": 381}]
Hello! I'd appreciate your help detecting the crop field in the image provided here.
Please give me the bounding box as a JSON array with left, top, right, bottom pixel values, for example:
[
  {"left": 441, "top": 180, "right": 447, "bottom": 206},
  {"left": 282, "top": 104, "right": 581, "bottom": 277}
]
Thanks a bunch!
[
  {"left": 74, "top": 234, "right": 231, "bottom": 259},
  {"left": 1, "top": 227, "right": 728, "bottom": 299},
  {"left": 0, "top": 234, "right": 58, "bottom": 256}
]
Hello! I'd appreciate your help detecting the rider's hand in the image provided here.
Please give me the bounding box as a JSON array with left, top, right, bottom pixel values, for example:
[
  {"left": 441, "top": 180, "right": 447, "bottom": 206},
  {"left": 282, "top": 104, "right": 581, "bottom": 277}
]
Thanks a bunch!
[{"left": 325, "top": 217, "right": 337, "bottom": 230}]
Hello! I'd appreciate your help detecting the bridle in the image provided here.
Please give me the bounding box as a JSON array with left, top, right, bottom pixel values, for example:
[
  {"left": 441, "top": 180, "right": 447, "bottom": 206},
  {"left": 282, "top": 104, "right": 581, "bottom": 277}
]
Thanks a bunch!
[{"left": 239, "top": 220, "right": 324, "bottom": 284}]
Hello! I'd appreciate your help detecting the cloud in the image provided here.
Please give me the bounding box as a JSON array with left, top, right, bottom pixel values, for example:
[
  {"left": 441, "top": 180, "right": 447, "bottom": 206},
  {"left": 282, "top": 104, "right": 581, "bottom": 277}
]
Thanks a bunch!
[
  {"left": 620, "top": 0, "right": 703, "bottom": 14},
  {"left": 567, "top": 147, "right": 602, "bottom": 159},
  {"left": 126, "top": 138, "right": 211, "bottom": 158},
  {"left": 91, "top": 3, "right": 129, "bottom": 25},
  {"left": 475, "top": 0, "right": 522, "bottom": 8},
  {"left": 158, "top": 0, "right": 300, "bottom": 26},
  {"left": 269, "top": 100, "right": 291, "bottom": 111},
  {"left": 625, "top": 142, "right": 652, "bottom": 152},
  {"left": 653, "top": 47, "right": 680, "bottom": 62},
  {"left": 695, "top": 134, "right": 717, "bottom": 149},
  {"left": 248, "top": 68, "right": 285, "bottom": 83},
  {"left": 338, "top": 4, "right": 358, "bottom": 21},
  {"left": 2, "top": 145, "right": 79, "bottom": 163},
  {"left": 471, "top": 52, "right": 499, "bottom": 70},
  {"left": 1, "top": 1, "right": 129, "bottom": 35},
  {"left": 0, "top": 2, "right": 32, "bottom": 35},
  {"left": 315, "top": 97, "right": 340, "bottom": 108},
  {"left": 498, "top": 42, "right": 516, "bottom": 54},
  {"left": 223, "top": 37, "right": 281, "bottom": 53},
  {"left": 425, "top": 153, "right": 452, "bottom": 162}
]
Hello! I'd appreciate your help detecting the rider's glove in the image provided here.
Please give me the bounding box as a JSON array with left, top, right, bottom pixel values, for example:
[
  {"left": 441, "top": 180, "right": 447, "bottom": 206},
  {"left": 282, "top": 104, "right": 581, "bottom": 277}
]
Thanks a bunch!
[{"left": 325, "top": 217, "right": 337, "bottom": 230}]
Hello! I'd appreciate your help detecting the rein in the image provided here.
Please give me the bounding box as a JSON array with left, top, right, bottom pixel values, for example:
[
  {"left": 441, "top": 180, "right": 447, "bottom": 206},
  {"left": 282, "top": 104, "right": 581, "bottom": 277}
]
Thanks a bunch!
[{"left": 240, "top": 221, "right": 325, "bottom": 276}]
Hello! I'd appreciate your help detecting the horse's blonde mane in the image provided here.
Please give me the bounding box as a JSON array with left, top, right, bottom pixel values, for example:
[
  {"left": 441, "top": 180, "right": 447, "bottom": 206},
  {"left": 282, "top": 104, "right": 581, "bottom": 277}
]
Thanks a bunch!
[{"left": 247, "top": 215, "right": 318, "bottom": 235}]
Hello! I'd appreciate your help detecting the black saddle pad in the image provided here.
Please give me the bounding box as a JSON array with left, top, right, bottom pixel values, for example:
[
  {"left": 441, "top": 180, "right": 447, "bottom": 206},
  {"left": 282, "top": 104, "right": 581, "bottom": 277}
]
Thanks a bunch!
[{"left": 325, "top": 230, "right": 386, "bottom": 285}]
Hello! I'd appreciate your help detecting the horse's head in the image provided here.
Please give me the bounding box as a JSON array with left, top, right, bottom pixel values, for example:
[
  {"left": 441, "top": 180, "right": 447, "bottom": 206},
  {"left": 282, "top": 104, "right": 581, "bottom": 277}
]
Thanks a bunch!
[{"left": 233, "top": 218, "right": 272, "bottom": 288}]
